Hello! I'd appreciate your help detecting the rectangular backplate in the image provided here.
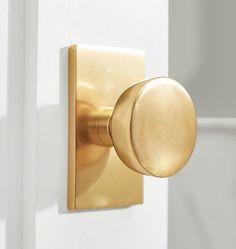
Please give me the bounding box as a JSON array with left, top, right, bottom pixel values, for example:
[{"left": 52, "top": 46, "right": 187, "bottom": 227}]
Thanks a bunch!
[{"left": 68, "top": 44, "right": 145, "bottom": 210}]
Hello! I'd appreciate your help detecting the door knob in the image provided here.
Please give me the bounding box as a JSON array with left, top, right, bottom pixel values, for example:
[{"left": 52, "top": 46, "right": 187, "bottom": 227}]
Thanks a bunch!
[{"left": 82, "top": 77, "right": 197, "bottom": 177}]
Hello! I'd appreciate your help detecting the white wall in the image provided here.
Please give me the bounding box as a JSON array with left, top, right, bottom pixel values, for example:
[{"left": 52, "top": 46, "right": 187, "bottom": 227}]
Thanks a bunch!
[
  {"left": 169, "top": 119, "right": 236, "bottom": 249},
  {"left": 23, "top": 1, "right": 169, "bottom": 249},
  {"left": 0, "top": 0, "right": 25, "bottom": 248},
  {"left": 169, "top": 0, "right": 236, "bottom": 117},
  {"left": 169, "top": 1, "right": 236, "bottom": 248}
]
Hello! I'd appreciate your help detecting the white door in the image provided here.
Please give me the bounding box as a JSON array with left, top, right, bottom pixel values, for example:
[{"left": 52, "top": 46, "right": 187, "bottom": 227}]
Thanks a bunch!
[{"left": 0, "top": 0, "right": 168, "bottom": 248}]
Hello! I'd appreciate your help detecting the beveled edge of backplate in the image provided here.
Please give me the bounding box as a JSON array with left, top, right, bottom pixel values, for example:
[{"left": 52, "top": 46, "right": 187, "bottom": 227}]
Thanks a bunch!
[
  {"left": 68, "top": 44, "right": 144, "bottom": 210},
  {"left": 68, "top": 45, "right": 77, "bottom": 209}
]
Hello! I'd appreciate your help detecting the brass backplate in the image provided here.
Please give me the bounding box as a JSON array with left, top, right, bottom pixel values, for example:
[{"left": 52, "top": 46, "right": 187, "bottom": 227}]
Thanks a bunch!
[{"left": 68, "top": 44, "right": 144, "bottom": 210}]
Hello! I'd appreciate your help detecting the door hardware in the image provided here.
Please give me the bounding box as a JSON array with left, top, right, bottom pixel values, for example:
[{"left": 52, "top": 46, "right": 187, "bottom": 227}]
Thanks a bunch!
[{"left": 68, "top": 44, "right": 197, "bottom": 210}]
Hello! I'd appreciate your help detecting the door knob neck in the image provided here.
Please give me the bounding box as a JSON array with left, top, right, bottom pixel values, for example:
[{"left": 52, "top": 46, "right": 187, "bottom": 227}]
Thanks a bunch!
[{"left": 86, "top": 107, "right": 113, "bottom": 147}]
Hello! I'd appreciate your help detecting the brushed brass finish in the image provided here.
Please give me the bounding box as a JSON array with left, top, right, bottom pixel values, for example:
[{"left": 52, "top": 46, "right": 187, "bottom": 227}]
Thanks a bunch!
[
  {"left": 111, "top": 78, "right": 197, "bottom": 177},
  {"left": 68, "top": 44, "right": 144, "bottom": 210},
  {"left": 83, "top": 77, "right": 197, "bottom": 177},
  {"left": 86, "top": 107, "right": 113, "bottom": 147}
]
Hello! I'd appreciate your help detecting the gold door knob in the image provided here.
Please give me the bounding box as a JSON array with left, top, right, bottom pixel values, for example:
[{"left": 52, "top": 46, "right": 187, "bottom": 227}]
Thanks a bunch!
[{"left": 84, "top": 77, "right": 197, "bottom": 177}]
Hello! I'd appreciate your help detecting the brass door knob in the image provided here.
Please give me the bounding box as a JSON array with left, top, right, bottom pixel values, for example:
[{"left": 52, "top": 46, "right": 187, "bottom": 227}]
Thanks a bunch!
[{"left": 84, "top": 77, "right": 197, "bottom": 177}]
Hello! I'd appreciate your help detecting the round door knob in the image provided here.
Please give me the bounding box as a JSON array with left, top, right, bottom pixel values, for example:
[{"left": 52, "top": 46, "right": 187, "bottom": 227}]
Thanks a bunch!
[{"left": 85, "top": 77, "right": 197, "bottom": 177}]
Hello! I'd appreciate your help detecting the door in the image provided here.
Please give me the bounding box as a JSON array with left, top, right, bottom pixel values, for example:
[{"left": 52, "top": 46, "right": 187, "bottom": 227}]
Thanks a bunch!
[{"left": 0, "top": 0, "right": 168, "bottom": 248}]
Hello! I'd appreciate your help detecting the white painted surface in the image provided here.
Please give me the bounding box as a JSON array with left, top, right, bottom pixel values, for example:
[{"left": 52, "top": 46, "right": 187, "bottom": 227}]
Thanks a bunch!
[
  {"left": 23, "top": 0, "right": 169, "bottom": 249},
  {"left": 0, "top": 0, "right": 25, "bottom": 248},
  {"left": 169, "top": 0, "right": 236, "bottom": 117},
  {"left": 169, "top": 1, "right": 236, "bottom": 248},
  {"left": 169, "top": 119, "right": 236, "bottom": 249},
  {"left": 0, "top": 0, "right": 8, "bottom": 118}
]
